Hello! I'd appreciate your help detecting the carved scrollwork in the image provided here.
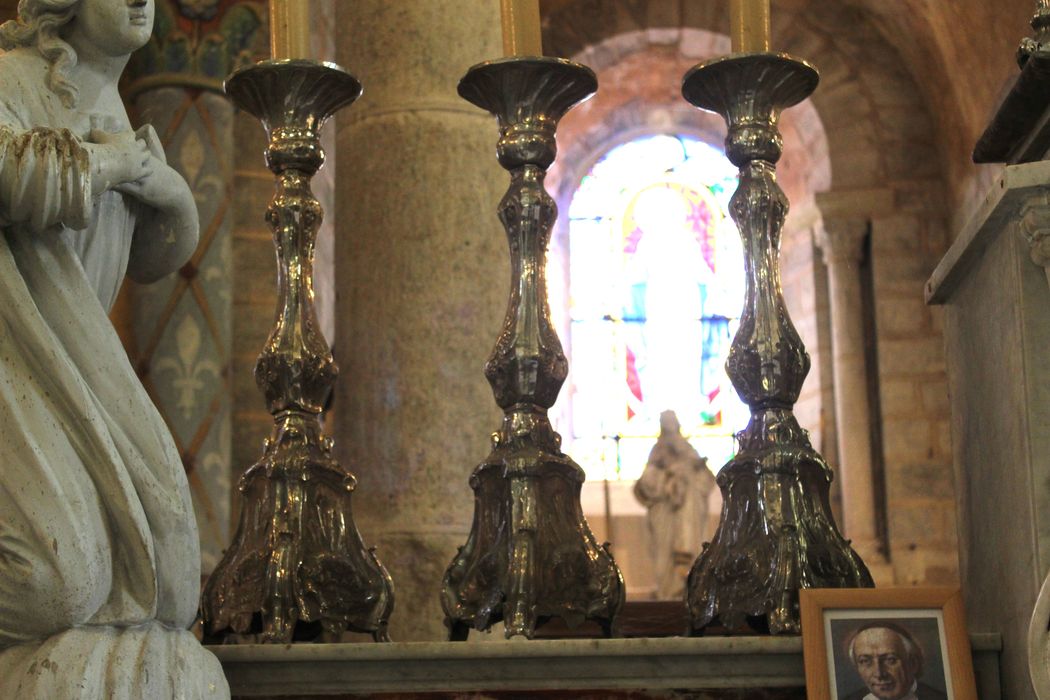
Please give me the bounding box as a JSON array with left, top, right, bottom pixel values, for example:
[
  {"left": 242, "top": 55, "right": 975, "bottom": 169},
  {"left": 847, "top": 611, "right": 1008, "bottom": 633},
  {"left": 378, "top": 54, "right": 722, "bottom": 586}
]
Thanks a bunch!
[
  {"left": 1017, "top": 190, "right": 1050, "bottom": 293},
  {"left": 442, "top": 58, "right": 623, "bottom": 640}
]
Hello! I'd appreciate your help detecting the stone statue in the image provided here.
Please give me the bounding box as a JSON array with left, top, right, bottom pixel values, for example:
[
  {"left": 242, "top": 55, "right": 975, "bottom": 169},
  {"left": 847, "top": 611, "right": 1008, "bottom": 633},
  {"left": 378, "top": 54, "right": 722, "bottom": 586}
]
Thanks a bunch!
[
  {"left": 634, "top": 410, "right": 717, "bottom": 600},
  {"left": 0, "top": 0, "right": 227, "bottom": 696},
  {"left": 1029, "top": 573, "right": 1050, "bottom": 698}
]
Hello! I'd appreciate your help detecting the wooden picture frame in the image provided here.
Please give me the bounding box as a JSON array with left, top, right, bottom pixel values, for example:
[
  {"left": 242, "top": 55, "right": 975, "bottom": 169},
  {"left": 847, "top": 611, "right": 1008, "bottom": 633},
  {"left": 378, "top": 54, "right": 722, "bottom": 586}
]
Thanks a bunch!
[{"left": 800, "top": 587, "right": 977, "bottom": 700}]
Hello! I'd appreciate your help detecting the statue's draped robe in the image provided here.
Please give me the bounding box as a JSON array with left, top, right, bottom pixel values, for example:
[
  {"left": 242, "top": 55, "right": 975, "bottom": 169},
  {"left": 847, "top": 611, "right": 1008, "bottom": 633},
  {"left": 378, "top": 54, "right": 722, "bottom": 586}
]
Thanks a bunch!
[
  {"left": 634, "top": 430, "right": 715, "bottom": 600},
  {"left": 0, "top": 54, "right": 227, "bottom": 698}
]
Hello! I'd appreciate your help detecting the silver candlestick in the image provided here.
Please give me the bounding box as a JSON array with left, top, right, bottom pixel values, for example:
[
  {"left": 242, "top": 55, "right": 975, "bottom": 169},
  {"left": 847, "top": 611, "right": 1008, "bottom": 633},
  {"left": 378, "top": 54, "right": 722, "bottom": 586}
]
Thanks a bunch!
[
  {"left": 201, "top": 59, "right": 394, "bottom": 643},
  {"left": 682, "top": 53, "right": 873, "bottom": 635},
  {"left": 1019, "top": 0, "right": 1050, "bottom": 65},
  {"left": 441, "top": 57, "right": 624, "bottom": 640}
]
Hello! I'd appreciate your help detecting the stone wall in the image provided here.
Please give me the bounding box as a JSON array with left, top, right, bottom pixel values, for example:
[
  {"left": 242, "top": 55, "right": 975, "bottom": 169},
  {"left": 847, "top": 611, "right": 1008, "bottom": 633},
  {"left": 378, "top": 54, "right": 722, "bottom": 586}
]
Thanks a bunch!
[{"left": 871, "top": 210, "right": 958, "bottom": 585}]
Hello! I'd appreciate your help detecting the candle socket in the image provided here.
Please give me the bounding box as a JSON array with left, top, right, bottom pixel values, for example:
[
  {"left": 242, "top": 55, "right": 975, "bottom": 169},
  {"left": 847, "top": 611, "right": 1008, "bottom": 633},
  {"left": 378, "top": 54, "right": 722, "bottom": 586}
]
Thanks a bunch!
[
  {"left": 201, "top": 59, "right": 394, "bottom": 644},
  {"left": 681, "top": 53, "right": 873, "bottom": 636},
  {"left": 440, "top": 57, "right": 624, "bottom": 640}
]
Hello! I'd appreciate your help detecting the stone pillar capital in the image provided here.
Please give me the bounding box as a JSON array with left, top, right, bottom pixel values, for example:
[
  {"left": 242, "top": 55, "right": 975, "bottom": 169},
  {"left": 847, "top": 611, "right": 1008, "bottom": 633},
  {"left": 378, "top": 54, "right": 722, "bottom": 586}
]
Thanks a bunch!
[
  {"left": 815, "top": 216, "right": 868, "bottom": 265},
  {"left": 813, "top": 188, "right": 891, "bottom": 266}
]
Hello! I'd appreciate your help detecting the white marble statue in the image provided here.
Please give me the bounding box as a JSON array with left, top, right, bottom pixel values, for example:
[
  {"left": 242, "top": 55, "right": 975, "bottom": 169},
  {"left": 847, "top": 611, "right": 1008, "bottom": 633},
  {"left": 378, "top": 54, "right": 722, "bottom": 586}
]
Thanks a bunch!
[
  {"left": 1029, "top": 573, "right": 1050, "bottom": 698},
  {"left": 0, "top": 0, "right": 228, "bottom": 696},
  {"left": 633, "top": 410, "right": 717, "bottom": 600}
]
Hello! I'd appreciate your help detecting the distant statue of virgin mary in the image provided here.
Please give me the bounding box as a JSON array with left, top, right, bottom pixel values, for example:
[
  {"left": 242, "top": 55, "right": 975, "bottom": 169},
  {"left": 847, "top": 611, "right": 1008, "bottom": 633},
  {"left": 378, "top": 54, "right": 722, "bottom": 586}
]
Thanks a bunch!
[
  {"left": 634, "top": 411, "right": 717, "bottom": 600},
  {"left": 0, "top": 0, "right": 227, "bottom": 696}
]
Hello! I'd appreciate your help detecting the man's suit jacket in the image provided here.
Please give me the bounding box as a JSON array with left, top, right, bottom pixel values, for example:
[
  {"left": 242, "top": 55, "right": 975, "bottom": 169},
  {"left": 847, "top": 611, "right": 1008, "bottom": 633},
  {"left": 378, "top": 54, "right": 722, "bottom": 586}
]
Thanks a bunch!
[{"left": 841, "top": 680, "right": 948, "bottom": 700}]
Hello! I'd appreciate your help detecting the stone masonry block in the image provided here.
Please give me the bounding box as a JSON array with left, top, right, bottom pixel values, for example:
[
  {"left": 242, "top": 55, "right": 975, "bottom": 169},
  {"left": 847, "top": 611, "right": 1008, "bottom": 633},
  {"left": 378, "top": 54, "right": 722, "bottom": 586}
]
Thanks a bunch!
[
  {"left": 881, "top": 417, "right": 937, "bottom": 464},
  {"left": 876, "top": 296, "right": 931, "bottom": 338},
  {"left": 878, "top": 338, "right": 948, "bottom": 375},
  {"left": 879, "top": 379, "right": 921, "bottom": 416},
  {"left": 888, "top": 500, "right": 956, "bottom": 547},
  {"left": 887, "top": 463, "right": 956, "bottom": 501},
  {"left": 871, "top": 211, "right": 924, "bottom": 258},
  {"left": 920, "top": 380, "right": 951, "bottom": 415},
  {"left": 829, "top": 144, "right": 882, "bottom": 189}
]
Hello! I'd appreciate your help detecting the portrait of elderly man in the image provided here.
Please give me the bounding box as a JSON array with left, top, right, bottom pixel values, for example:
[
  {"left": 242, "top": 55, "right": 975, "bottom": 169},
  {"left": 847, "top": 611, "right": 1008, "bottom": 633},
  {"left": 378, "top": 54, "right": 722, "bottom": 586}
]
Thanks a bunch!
[{"left": 842, "top": 622, "right": 948, "bottom": 700}]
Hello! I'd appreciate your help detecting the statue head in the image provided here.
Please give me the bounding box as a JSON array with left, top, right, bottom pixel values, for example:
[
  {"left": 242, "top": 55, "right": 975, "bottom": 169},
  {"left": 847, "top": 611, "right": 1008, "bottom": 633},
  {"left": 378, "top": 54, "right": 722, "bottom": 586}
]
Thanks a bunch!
[
  {"left": 659, "top": 410, "right": 681, "bottom": 436},
  {"left": 0, "top": 0, "right": 155, "bottom": 108}
]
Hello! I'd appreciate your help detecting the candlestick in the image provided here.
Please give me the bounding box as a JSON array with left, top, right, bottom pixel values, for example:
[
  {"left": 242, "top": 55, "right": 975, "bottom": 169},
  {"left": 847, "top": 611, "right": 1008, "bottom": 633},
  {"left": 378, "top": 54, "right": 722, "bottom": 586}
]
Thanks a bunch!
[
  {"left": 681, "top": 54, "right": 872, "bottom": 635},
  {"left": 1019, "top": 0, "right": 1050, "bottom": 66},
  {"left": 501, "top": 0, "right": 543, "bottom": 56},
  {"left": 441, "top": 57, "right": 623, "bottom": 640},
  {"left": 201, "top": 59, "right": 394, "bottom": 644},
  {"left": 270, "top": 0, "right": 312, "bottom": 59},
  {"left": 730, "top": 0, "right": 771, "bottom": 53}
]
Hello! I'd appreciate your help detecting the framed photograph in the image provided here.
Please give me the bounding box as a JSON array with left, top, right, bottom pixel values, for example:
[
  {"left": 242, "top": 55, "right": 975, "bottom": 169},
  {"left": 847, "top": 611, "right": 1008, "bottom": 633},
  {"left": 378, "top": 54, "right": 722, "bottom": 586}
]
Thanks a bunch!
[{"left": 800, "top": 587, "right": 977, "bottom": 700}]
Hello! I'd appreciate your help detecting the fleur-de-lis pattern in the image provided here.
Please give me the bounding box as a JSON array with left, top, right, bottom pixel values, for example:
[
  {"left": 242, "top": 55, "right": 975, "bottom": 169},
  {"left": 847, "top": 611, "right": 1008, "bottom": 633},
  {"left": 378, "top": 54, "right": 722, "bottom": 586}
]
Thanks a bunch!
[
  {"left": 130, "top": 85, "right": 234, "bottom": 573},
  {"left": 155, "top": 315, "right": 222, "bottom": 420},
  {"left": 116, "top": 0, "right": 266, "bottom": 574}
]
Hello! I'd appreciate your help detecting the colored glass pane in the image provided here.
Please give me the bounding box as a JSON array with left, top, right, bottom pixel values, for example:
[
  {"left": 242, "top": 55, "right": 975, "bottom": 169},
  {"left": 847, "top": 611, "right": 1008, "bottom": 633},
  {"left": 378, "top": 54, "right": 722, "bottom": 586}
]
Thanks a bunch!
[{"left": 558, "top": 134, "right": 748, "bottom": 481}]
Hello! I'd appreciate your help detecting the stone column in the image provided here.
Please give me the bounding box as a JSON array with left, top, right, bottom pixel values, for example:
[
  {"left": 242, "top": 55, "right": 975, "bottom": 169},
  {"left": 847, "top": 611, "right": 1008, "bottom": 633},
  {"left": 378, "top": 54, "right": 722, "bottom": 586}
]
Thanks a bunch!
[
  {"left": 335, "top": 2, "right": 508, "bottom": 641},
  {"left": 124, "top": 0, "right": 264, "bottom": 573},
  {"left": 814, "top": 215, "right": 890, "bottom": 579}
]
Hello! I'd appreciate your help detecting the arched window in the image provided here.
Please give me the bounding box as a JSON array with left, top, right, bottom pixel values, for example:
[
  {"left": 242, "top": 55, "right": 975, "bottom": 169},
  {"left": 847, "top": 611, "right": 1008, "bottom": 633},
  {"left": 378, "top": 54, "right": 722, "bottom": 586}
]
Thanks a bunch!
[{"left": 561, "top": 134, "right": 749, "bottom": 481}]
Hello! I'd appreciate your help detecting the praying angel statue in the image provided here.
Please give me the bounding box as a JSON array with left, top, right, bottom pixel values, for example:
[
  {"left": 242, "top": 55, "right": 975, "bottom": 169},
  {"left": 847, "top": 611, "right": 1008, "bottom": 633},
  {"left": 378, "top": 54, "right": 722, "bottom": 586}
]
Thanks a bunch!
[{"left": 0, "top": 0, "right": 227, "bottom": 696}]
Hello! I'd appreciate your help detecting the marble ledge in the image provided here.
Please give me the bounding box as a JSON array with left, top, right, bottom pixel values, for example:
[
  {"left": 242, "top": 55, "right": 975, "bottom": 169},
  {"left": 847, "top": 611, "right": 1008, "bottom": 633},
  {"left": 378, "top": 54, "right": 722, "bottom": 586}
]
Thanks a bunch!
[
  {"left": 209, "top": 633, "right": 1002, "bottom": 697},
  {"left": 926, "top": 159, "right": 1050, "bottom": 305}
]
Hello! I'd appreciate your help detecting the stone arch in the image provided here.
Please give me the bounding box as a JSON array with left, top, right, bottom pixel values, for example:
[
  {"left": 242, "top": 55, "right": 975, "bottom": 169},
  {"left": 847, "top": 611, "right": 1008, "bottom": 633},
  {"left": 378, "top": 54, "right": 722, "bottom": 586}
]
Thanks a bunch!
[{"left": 542, "top": 0, "right": 942, "bottom": 201}]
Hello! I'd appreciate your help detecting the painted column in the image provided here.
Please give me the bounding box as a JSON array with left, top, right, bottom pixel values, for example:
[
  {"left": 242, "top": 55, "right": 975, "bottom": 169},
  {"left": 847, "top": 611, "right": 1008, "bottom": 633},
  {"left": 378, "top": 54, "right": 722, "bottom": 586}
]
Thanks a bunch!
[
  {"left": 124, "top": 0, "right": 264, "bottom": 572},
  {"left": 335, "top": 1, "right": 508, "bottom": 641}
]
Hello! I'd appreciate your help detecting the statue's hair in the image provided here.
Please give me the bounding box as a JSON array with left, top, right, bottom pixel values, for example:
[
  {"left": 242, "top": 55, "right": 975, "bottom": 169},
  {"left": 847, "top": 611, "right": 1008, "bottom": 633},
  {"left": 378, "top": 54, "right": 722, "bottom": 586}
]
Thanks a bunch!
[
  {"left": 846, "top": 621, "right": 926, "bottom": 678},
  {"left": 0, "top": 0, "right": 81, "bottom": 108}
]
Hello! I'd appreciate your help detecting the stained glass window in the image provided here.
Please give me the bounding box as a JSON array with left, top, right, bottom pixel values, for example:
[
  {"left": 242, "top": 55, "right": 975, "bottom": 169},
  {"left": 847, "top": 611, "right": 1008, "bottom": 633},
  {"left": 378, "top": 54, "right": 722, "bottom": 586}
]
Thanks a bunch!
[{"left": 561, "top": 134, "right": 749, "bottom": 481}]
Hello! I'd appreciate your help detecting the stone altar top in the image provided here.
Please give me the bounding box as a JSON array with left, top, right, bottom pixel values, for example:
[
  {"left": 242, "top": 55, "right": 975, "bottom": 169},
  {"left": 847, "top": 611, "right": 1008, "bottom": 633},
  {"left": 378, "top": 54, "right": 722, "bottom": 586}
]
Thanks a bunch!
[{"left": 210, "top": 633, "right": 1002, "bottom": 698}]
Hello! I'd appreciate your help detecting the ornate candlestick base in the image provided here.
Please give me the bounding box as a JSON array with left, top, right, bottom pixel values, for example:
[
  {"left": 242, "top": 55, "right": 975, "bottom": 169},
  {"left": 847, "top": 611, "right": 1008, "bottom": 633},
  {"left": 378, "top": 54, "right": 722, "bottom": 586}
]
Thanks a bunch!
[
  {"left": 441, "top": 58, "right": 624, "bottom": 640},
  {"left": 201, "top": 60, "right": 393, "bottom": 644},
  {"left": 682, "top": 54, "right": 873, "bottom": 636}
]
